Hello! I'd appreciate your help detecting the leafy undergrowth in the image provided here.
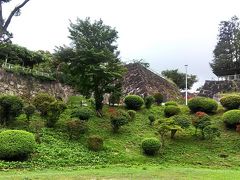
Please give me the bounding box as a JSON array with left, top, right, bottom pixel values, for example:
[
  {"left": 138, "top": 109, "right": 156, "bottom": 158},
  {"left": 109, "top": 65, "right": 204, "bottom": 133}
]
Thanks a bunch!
[{"left": 1, "top": 105, "right": 240, "bottom": 170}]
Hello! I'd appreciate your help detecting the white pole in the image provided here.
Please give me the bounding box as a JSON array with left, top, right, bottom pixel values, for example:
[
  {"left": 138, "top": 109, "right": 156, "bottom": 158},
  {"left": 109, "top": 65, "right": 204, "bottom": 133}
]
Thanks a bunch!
[{"left": 185, "top": 65, "right": 188, "bottom": 106}]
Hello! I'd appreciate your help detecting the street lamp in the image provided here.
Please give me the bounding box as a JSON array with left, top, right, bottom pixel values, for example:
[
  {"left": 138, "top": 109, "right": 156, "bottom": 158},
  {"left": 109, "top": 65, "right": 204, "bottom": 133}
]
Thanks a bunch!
[{"left": 185, "top": 65, "right": 188, "bottom": 106}]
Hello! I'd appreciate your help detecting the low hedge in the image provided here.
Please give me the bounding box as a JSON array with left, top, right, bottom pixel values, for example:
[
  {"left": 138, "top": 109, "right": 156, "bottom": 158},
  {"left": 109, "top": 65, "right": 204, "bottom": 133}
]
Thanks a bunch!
[
  {"left": 188, "top": 97, "right": 218, "bottom": 113},
  {"left": 220, "top": 95, "right": 240, "bottom": 110},
  {"left": 222, "top": 110, "right": 240, "bottom": 128}
]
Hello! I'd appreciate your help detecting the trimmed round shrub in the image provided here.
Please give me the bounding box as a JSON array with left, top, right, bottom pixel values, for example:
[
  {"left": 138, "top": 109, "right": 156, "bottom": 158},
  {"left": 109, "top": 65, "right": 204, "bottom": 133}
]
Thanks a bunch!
[
  {"left": 203, "top": 125, "right": 220, "bottom": 140},
  {"left": 165, "top": 101, "right": 178, "bottom": 106},
  {"left": 188, "top": 97, "right": 218, "bottom": 113},
  {"left": 148, "top": 114, "right": 155, "bottom": 125},
  {"left": 222, "top": 110, "right": 240, "bottom": 128},
  {"left": 71, "top": 107, "right": 93, "bottom": 121},
  {"left": 87, "top": 135, "right": 103, "bottom": 151},
  {"left": 110, "top": 110, "right": 130, "bottom": 133},
  {"left": 164, "top": 105, "right": 180, "bottom": 117},
  {"left": 0, "top": 130, "right": 36, "bottom": 160},
  {"left": 127, "top": 110, "right": 136, "bottom": 120},
  {"left": 66, "top": 119, "right": 88, "bottom": 139},
  {"left": 145, "top": 96, "right": 155, "bottom": 109},
  {"left": 124, "top": 95, "right": 144, "bottom": 110},
  {"left": 220, "top": 95, "right": 240, "bottom": 110},
  {"left": 33, "top": 93, "right": 55, "bottom": 116},
  {"left": 23, "top": 104, "right": 36, "bottom": 122},
  {"left": 0, "top": 95, "right": 24, "bottom": 125},
  {"left": 141, "top": 138, "right": 161, "bottom": 155},
  {"left": 153, "top": 93, "right": 163, "bottom": 105}
]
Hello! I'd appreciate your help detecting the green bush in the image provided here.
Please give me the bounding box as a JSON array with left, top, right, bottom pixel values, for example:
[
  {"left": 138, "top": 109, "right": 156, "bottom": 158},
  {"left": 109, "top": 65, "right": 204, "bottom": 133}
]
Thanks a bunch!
[
  {"left": 23, "top": 104, "right": 36, "bottom": 122},
  {"left": 222, "top": 110, "right": 240, "bottom": 128},
  {"left": 203, "top": 125, "right": 220, "bottom": 140},
  {"left": 66, "top": 119, "right": 88, "bottom": 139},
  {"left": 220, "top": 95, "right": 240, "bottom": 110},
  {"left": 71, "top": 107, "right": 93, "bottom": 121},
  {"left": 145, "top": 96, "right": 155, "bottom": 109},
  {"left": 33, "top": 93, "right": 55, "bottom": 116},
  {"left": 148, "top": 114, "right": 155, "bottom": 125},
  {"left": 46, "top": 101, "right": 66, "bottom": 128},
  {"left": 0, "top": 130, "right": 36, "bottom": 160},
  {"left": 110, "top": 110, "right": 130, "bottom": 133},
  {"left": 0, "top": 95, "right": 24, "bottom": 125},
  {"left": 153, "top": 93, "right": 163, "bottom": 105},
  {"left": 172, "top": 115, "right": 191, "bottom": 129},
  {"left": 165, "top": 101, "right": 178, "bottom": 106},
  {"left": 141, "top": 138, "right": 161, "bottom": 155},
  {"left": 87, "top": 135, "right": 103, "bottom": 151},
  {"left": 164, "top": 105, "right": 180, "bottom": 117},
  {"left": 127, "top": 110, "right": 136, "bottom": 120},
  {"left": 124, "top": 95, "right": 144, "bottom": 110},
  {"left": 188, "top": 97, "right": 218, "bottom": 113}
]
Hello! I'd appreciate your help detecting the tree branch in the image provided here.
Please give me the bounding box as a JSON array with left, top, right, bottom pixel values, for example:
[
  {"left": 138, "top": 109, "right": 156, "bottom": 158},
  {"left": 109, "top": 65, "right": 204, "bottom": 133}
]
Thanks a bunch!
[{"left": 3, "top": 0, "right": 30, "bottom": 31}]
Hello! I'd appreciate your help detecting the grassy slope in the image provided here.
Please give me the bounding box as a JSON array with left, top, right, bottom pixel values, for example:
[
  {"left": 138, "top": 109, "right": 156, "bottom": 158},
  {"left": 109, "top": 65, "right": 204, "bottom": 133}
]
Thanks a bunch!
[{"left": 1, "top": 102, "right": 240, "bottom": 172}]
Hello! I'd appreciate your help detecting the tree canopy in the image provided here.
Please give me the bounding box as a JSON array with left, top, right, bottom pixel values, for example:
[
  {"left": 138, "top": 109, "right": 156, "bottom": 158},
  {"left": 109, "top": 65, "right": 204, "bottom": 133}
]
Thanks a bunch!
[
  {"left": 0, "top": 0, "right": 30, "bottom": 42},
  {"left": 210, "top": 16, "right": 240, "bottom": 76},
  {"left": 161, "top": 69, "right": 197, "bottom": 90},
  {"left": 55, "top": 18, "right": 126, "bottom": 115}
]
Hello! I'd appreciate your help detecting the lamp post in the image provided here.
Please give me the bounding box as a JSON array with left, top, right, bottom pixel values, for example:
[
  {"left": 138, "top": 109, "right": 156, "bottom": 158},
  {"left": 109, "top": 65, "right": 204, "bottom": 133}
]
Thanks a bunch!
[{"left": 185, "top": 65, "right": 188, "bottom": 106}]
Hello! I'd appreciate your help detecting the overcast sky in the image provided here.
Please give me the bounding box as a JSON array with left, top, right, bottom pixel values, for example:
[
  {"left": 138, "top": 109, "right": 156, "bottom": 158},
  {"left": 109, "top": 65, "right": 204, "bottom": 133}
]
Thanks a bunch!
[{"left": 3, "top": 0, "right": 240, "bottom": 90}]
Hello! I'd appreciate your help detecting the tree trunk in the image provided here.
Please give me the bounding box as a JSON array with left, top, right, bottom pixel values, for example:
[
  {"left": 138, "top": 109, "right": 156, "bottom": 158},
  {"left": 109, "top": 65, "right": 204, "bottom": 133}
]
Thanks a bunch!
[
  {"left": 171, "top": 129, "right": 177, "bottom": 139},
  {"left": 94, "top": 90, "right": 103, "bottom": 117}
]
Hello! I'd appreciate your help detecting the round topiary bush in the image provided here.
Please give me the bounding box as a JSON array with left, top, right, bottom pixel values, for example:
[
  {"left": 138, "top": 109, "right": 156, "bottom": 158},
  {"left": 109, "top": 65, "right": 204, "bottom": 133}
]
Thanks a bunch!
[
  {"left": 66, "top": 118, "right": 88, "bottom": 139},
  {"left": 153, "top": 93, "right": 163, "bottom": 105},
  {"left": 145, "top": 96, "right": 155, "bottom": 109},
  {"left": 165, "top": 101, "right": 178, "bottom": 106},
  {"left": 33, "top": 93, "right": 55, "bottom": 116},
  {"left": 71, "top": 107, "right": 93, "bottom": 121},
  {"left": 164, "top": 105, "right": 180, "bottom": 117},
  {"left": 124, "top": 95, "right": 144, "bottom": 110},
  {"left": 87, "top": 135, "right": 103, "bottom": 151},
  {"left": 148, "top": 114, "right": 155, "bottom": 125},
  {"left": 222, "top": 110, "right": 240, "bottom": 128},
  {"left": 0, "top": 130, "right": 36, "bottom": 160},
  {"left": 220, "top": 95, "right": 240, "bottom": 110},
  {"left": 141, "top": 138, "right": 161, "bottom": 156},
  {"left": 110, "top": 110, "right": 130, "bottom": 133},
  {"left": 188, "top": 97, "right": 218, "bottom": 113},
  {"left": 127, "top": 110, "right": 136, "bottom": 120}
]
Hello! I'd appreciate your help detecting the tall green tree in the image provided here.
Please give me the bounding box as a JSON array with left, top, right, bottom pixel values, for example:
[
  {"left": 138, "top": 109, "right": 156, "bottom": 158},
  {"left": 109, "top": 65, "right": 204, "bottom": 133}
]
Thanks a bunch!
[
  {"left": 161, "top": 69, "right": 197, "bottom": 90},
  {"left": 55, "top": 18, "right": 126, "bottom": 116},
  {"left": 0, "top": 0, "right": 30, "bottom": 42},
  {"left": 210, "top": 16, "right": 240, "bottom": 76}
]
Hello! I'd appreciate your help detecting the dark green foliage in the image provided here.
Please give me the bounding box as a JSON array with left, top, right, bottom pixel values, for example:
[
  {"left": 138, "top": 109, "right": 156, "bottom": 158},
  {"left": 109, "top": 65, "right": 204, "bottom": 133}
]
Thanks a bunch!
[
  {"left": 172, "top": 115, "right": 191, "bottom": 129},
  {"left": 124, "top": 95, "right": 144, "bottom": 110},
  {"left": 0, "top": 130, "right": 36, "bottom": 160},
  {"left": 141, "top": 138, "right": 161, "bottom": 156},
  {"left": 164, "top": 105, "right": 180, "bottom": 117},
  {"left": 87, "top": 135, "right": 103, "bottom": 151},
  {"left": 23, "top": 104, "right": 35, "bottom": 122},
  {"left": 210, "top": 16, "right": 240, "bottom": 76},
  {"left": 46, "top": 101, "right": 66, "bottom": 128},
  {"left": 110, "top": 110, "right": 130, "bottom": 133},
  {"left": 161, "top": 69, "right": 198, "bottom": 90},
  {"left": 55, "top": 18, "right": 126, "bottom": 115},
  {"left": 188, "top": 97, "right": 218, "bottom": 113},
  {"left": 71, "top": 107, "right": 93, "bottom": 121},
  {"left": 165, "top": 101, "right": 178, "bottom": 106},
  {"left": 66, "top": 119, "right": 88, "bottom": 139},
  {"left": 153, "top": 93, "right": 163, "bottom": 105},
  {"left": 222, "top": 110, "right": 240, "bottom": 128},
  {"left": 203, "top": 125, "right": 221, "bottom": 140},
  {"left": 145, "top": 96, "right": 155, "bottom": 109},
  {"left": 192, "top": 114, "right": 211, "bottom": 139},
  {"left": 29, "top": 119, "right": 45, "bottom": 144},
  {"left": 148, "top": 114, "right": 155, "bottom": 125},
  {"left": 0, "top": 95, "right": 24, "bottom": 125},
  {"left": 127, "top": 110, "right": 136, "bottom": 120},
  {"left": 220, "top": 95, "right": 240, "bottom": 110},
  {"left": 33, "top": 93, "right": 55, "bottom": 116}
]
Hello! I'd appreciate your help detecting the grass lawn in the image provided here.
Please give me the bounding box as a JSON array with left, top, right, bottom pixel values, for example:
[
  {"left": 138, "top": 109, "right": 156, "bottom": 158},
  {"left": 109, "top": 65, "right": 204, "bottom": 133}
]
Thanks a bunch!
[{"left": 1, "top": 165, "right": 240, "bottom": 180}]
